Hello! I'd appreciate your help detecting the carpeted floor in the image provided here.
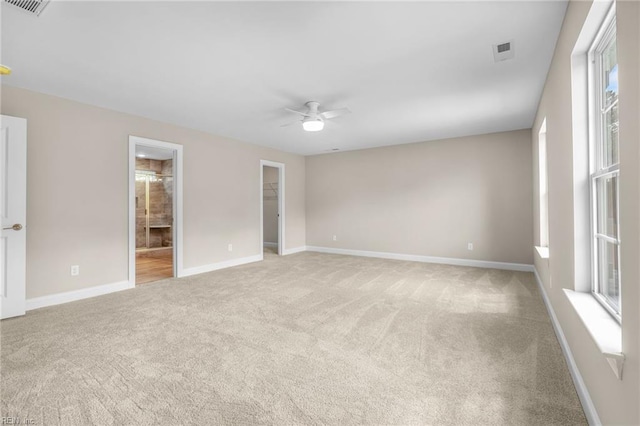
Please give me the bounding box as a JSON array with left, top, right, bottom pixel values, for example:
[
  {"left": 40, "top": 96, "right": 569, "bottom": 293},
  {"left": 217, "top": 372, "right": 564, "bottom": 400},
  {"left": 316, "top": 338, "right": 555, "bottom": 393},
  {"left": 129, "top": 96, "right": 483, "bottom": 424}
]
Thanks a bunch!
[{"left": 1, "top": 251, "right": 586, "bottom": 425}]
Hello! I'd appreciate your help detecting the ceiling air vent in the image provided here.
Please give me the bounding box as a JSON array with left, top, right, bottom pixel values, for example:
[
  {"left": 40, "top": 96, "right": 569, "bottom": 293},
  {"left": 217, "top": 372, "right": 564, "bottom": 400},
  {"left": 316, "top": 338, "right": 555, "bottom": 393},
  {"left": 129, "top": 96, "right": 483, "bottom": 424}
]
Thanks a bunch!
[
  {"left": 493, "top": 40, "right": 515, "bottom": 62},
  {"left": 497, "top": 42, "right": 511, "bottom": 53},
  {"left": 4, "top": 0, "right": 50, "bottom": 16}
]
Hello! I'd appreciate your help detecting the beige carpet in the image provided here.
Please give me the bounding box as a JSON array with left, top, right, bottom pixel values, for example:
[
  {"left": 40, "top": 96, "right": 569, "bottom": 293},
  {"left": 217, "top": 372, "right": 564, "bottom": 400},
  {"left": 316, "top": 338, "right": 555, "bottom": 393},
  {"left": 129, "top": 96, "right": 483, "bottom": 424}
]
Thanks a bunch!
[{"left": 1, "top": 251, "right": 586, "bottom": 425}]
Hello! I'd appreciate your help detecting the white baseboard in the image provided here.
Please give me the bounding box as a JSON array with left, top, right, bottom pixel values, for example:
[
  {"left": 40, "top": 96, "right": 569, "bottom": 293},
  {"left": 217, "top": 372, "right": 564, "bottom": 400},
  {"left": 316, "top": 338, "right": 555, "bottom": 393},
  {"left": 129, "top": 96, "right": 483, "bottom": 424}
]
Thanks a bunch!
[
  {"left": 533, "top": 268, "right": 601, "bottom": 426},
  {"left": 26, "top": 280, "right": 134, "bottom": 311},
  {"left": 283, "top": 246, "right": 307, "bottom": 255},
  {"left": 26, "top": 254, "right": 264, "bottom": 311},
  {"left": 263, "top": 242, "right": 278, "bottom": 248},
  {"left": 306, "top": 246, "right": 534, "bottom": 272},
  {"left": 181, "top": 254, "right": 263, "bottom": 277}
]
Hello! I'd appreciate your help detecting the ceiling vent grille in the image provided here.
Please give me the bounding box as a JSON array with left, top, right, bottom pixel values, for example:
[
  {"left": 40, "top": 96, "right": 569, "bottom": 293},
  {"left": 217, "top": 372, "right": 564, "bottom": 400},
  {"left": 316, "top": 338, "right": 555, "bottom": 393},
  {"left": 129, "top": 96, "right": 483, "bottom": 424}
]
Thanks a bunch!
[
  {"left": 493, "top": 40, "right": 515, "bottom": 62},
  {"left": 4, "top": 0, "right": 50, "bottom": 16},
  {"left": 497, "top": 42, "right": 511, "bottom": 53}
]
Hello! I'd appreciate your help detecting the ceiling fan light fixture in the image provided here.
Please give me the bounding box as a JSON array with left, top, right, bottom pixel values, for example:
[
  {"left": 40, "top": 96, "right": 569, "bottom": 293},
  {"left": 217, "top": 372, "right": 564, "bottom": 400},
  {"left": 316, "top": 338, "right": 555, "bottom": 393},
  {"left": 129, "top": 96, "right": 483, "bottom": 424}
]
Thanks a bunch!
[
  {"left": 302, "top": 118, "right": 324, "bottom": 132},
  {"left": 284, "top": 101, "right": 349, "bottom": 131}
]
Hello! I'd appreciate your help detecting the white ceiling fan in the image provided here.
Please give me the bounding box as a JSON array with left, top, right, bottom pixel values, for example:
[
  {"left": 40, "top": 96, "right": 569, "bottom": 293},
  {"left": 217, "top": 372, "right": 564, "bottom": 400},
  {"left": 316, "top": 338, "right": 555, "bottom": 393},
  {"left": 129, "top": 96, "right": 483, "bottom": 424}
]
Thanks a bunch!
[{"left": 282, "top": 101, "right": 351, "bottom": 132}]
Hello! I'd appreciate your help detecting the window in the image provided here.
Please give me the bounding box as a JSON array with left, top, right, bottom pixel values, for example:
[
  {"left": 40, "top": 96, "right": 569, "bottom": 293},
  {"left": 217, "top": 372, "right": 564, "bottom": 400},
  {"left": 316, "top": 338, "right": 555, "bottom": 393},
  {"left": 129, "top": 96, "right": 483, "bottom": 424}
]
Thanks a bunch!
[
  {"left": 538, "top": 119, "right": 549, "bottom": 248},
  {"left": 588, "top": 8, "right": 620, "bottom": 319}
]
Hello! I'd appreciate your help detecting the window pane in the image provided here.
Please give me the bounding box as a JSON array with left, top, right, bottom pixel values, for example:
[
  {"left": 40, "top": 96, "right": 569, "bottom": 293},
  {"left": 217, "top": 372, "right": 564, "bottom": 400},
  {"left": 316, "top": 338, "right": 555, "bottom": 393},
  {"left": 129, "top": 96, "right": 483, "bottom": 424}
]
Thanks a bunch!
[
  {"left": 596, "top": 174, "right": 618, "bottom": 238},
  {"left": 602, "top": 45, "right": 617, "bottom": 108},
  {"left": 597, "top": 238, "right": 620, "bottom": 312},
  {"left": 603, "top": 101, "right": 619, "bottom": 166},
  {"left": 601, "top": 37, "right": 618, "bottom": 168}
]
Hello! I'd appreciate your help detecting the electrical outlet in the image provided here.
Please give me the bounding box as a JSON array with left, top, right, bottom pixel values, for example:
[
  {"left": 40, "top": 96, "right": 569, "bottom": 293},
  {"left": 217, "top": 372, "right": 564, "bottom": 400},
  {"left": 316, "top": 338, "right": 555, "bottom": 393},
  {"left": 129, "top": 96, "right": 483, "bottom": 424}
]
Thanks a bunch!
[
  {"left": 228, "top": 244, "right": 233, "bottom": 252},
  {"left": 467, "top": 243, "right": 473, "bottom": 251},
  {"left": 70, "top": 265, "right": 80, "bottom": 276},
  {"left": 333, "top": 235, "right": 337, "bottom": 241}
]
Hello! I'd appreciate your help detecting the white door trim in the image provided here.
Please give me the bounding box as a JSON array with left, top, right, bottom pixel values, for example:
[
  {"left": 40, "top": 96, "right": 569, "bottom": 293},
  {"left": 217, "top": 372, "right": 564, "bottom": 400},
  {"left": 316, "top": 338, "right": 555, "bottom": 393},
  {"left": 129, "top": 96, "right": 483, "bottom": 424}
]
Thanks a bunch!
[
  {"left": 0, "top": 115, "right": 27, "bottom": 319},
  {"left": 129, "top": 136, "right": 184, "bottom": 285},
  {"left": 260, "top": 160, "right": 285, "bottom": 255}
]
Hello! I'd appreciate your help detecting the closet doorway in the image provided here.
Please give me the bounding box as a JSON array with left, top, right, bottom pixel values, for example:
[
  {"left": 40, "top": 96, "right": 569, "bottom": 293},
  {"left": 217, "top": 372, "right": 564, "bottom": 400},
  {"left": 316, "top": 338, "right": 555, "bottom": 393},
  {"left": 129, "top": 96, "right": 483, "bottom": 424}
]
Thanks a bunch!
[
  {"left": 260, "top": 160, "right": 285, "bottom": 256},
  {"left": 129, "top": 136, "right": 183, "bottom": 285}
]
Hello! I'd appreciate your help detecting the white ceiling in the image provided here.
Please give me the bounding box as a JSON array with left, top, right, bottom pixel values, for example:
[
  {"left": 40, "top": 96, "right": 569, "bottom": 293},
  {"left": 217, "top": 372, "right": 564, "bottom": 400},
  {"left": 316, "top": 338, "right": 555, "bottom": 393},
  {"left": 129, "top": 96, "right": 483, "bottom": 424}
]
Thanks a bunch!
[{"left": 1, "top": 1, "right": 567, "bottom": 156}]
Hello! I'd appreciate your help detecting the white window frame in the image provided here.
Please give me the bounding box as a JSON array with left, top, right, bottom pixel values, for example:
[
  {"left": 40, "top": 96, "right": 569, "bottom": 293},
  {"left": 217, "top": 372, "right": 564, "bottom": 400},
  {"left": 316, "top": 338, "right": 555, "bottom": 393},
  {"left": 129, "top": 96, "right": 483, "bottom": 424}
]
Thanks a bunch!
[
  {"left": 587, "top": 4, "right": 621, "bottom": 321},
  {"left": 538, "top": 119, "right": 549, "bottom": 248}
]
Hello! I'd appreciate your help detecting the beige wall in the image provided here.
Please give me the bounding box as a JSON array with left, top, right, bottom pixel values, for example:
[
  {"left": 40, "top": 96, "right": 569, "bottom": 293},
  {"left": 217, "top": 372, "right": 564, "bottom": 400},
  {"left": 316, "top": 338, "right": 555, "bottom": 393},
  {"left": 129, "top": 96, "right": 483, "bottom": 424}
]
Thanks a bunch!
[
  {"left": 306, "top": 129, "right": 533, "bottom": 265},
  {"left": 263, "top": 166, "right": 279, "bottom": 244},
  {"left": 531, "top": 1, "right": 639, "bottom": 424},
  {"left": 0, "top": 86, "right": 306, "bottom": 299}
]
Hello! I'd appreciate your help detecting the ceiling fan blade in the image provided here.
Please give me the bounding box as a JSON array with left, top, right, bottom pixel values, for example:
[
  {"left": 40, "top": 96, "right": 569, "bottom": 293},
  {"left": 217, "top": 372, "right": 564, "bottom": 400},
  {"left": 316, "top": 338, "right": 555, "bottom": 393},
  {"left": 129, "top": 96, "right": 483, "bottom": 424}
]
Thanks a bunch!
[
  {"left": 321, "top": 108, "right": 351, "bottom": 120},
  {"left": 285, "top": 108, "right": 312, "bottom": 117},
  {"left": 280, "top": 120, "right": 301, "bottom": 127}
]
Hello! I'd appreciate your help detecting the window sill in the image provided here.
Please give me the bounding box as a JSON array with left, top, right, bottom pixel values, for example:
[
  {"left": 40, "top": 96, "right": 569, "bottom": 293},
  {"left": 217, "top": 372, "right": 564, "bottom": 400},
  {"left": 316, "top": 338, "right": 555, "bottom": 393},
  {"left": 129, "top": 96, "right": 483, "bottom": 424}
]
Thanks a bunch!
[
  {"left": 535, "top": 246, "right": 549, "bottom": 259},
  {"left": 563, "top": 289, "right": 624, "bottom": 379}
]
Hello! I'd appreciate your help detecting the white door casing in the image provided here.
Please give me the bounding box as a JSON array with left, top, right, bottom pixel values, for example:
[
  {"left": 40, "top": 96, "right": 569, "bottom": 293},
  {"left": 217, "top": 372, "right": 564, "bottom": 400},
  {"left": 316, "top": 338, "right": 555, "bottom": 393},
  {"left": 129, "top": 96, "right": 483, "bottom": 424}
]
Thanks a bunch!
[{"left": 1, "top": 115, "right": 27, "bottom": 320}]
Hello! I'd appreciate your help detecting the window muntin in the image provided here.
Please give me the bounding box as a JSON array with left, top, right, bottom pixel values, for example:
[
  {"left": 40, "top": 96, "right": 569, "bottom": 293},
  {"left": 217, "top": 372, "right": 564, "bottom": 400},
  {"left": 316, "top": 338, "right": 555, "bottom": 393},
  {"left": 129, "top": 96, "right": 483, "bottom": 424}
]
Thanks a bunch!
[{"left": 589, "top": 10, "right": 621, "bottom": 319}]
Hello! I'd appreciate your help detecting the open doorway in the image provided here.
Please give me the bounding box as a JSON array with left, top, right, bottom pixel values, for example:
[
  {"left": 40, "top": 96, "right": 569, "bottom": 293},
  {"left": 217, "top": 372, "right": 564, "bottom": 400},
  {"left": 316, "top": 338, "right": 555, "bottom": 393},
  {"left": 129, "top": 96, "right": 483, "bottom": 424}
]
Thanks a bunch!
[
  {"left": 262, "top": 165, "right": 279, "bottom": 255},
  {"left": 260, "top": 160, "right": 284, "bottom": 256},
  {"left": 129, "top": 136, "right": 183, "bottom": 285}
]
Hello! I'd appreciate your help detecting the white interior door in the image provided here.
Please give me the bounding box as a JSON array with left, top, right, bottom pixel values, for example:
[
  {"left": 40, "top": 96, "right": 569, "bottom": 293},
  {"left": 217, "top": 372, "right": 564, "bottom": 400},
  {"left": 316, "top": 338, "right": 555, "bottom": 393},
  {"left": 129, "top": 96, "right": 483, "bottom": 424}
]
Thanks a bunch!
[{"left": 1, "top": 115, "right": 27, "bottom": 319}]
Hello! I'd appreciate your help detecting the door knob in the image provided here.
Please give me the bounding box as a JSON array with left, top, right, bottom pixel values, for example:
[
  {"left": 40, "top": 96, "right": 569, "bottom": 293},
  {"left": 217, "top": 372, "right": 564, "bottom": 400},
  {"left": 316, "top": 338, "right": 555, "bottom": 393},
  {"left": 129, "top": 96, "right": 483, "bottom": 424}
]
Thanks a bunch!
[{"left": 3, "top": 224, "right": 23, "bottom": 231}]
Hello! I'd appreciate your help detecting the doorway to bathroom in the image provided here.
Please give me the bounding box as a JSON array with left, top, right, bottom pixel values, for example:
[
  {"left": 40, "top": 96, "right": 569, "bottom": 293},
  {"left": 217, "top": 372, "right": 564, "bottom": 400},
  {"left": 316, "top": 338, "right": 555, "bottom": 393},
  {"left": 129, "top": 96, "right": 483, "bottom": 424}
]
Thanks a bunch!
[
  {"left": 260, "top": 160, "right": 284, "bottom": 256},
  {"left": 129, "top": 136, "right": 183, "bottom": 285}
]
